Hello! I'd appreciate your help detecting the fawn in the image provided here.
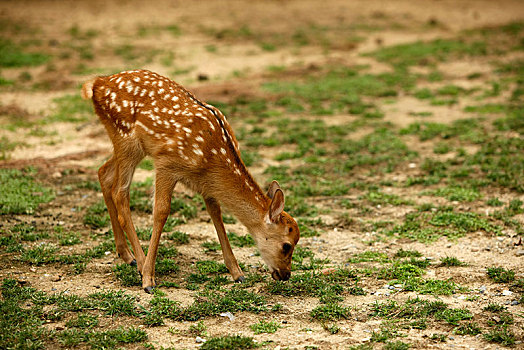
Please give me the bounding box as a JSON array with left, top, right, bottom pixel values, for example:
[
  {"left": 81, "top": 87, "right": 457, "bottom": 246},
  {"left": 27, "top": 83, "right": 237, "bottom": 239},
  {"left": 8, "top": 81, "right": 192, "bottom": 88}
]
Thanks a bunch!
[{"left": 81, "top": 69, "right": 300, "bottom": 292}]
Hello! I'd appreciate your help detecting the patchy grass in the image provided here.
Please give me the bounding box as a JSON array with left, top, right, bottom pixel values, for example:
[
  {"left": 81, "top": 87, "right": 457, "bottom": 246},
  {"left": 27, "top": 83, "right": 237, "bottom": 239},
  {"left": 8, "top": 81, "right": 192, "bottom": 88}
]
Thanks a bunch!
[
  {"left": 440, "top": 256, "right": 466, "bottom": 267},
  {"left": 46, "top": 94, "right": 93, "bottom": 123},
  {"left": 383, "top": 206, "right": 501, "bottom": 243},
  {"left": 310, "top": 303, "right": 351, "bottom": 321},
  {"left": 484, "top": 326, "right": 516, "bottom": 346},
  {"left": 250, "top": 320, "right": 281, "bottom": 334},
  {"left": 486, "top": 267, "right": 515, "bottom": 283},
  {"left": 0, "top": 38, "right": 50, "bottom": 67},
  {"left": 83, "top": 200, "right": 110, "bottom": 228},
  {"left": 263, "top": 65, "right": 415, "bottom": 115},
  {"left": 0, "top": 168, "right": 54, "bottom": 214},
  {"left": 1, "top": 12, "right": 523, "bottom": 350},
  {"left": 366, "top": 39, "right": 486, "bottom": 68},
  {"left": 200, "top": 335, "right": 257, "bottom": 350}
]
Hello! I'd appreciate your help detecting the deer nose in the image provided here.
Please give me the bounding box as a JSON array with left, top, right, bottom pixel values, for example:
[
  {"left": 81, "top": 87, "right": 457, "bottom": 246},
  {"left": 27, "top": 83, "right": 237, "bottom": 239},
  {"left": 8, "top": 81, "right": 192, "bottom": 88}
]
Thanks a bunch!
[{"left": 272, "top": 269, "right": 291, "bottom": 281}]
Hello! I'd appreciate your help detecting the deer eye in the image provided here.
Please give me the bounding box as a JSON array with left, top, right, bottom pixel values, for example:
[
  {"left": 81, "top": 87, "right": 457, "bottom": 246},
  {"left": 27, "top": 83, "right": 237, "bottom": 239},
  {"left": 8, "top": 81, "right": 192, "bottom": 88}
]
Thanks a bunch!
[
  {"left": 288, "top": 227, "right": 293, "bottom": 233},
  {"left": 283, "top": 243, "right": 292, "bottom": 254}
]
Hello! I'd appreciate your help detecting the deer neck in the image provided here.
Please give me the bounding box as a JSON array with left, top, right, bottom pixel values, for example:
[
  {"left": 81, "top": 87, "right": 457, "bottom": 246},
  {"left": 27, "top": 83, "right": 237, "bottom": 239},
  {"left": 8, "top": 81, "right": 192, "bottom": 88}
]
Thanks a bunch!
[{"left": 207, "top": 164, "right": 269, "bottom": 233}]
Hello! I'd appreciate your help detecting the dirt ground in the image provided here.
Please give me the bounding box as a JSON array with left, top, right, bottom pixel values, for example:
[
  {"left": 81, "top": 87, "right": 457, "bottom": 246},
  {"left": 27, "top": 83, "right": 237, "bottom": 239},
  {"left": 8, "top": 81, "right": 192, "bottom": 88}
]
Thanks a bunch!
[{"left": 0, "top": 1, "right": 523, "bottom": 349}]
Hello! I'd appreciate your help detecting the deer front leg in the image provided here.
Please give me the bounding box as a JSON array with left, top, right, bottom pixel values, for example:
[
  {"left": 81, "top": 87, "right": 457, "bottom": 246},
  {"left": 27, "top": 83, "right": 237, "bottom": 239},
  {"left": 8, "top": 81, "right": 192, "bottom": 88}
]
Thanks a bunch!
[
  {"left": 204, "top": 197, "right": 244, "bottom": 282},
  {"left": 141, "top": 171, "right": 177, "bottom": 293}
]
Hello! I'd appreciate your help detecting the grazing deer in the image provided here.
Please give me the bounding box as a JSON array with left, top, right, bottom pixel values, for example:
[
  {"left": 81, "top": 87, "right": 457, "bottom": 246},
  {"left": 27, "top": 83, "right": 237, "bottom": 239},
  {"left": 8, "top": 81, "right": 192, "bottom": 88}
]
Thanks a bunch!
[{"left": 81, "top": 69, "right": 299, "bottom": 292}]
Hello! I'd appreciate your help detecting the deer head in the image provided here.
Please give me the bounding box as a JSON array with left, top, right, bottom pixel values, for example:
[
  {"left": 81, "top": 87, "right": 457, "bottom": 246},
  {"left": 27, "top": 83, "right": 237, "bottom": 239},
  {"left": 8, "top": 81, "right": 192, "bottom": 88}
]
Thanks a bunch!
[{"left": 253, "top": 181, "right": 300, "bottom": 281}]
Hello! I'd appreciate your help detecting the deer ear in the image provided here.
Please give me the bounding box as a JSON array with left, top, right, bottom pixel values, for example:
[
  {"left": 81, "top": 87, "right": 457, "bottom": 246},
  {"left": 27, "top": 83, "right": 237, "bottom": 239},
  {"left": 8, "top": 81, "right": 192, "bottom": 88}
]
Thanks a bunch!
[
  {"left": 267, "top": 180, "right": 281, "bottom": 200},
  {"left": 268, "top": 189, "right": 285, "bottom": 223}
]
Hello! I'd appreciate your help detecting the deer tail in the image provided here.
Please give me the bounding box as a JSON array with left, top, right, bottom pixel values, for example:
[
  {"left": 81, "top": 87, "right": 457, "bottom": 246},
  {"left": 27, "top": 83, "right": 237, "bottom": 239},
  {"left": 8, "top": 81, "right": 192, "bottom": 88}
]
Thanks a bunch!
[{"left": 81, "top": 78, "right": 96, "bottom": 100}]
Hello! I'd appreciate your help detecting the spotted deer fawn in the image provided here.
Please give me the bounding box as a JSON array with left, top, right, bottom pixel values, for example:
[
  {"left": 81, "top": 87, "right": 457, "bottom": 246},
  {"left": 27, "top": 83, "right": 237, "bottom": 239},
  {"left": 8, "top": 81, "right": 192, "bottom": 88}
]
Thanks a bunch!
[{"left": 81, "top": 69, "right": 299, "bottom": 292}]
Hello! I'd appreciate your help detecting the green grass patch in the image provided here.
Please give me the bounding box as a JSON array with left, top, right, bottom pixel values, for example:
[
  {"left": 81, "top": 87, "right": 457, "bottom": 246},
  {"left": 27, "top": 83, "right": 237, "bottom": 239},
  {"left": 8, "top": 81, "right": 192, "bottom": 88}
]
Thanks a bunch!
[
  {"left": 440, "top": 256, "right": 466, "bottom": 267},
  {"left": 47, "top": 94, "right": 93, "bottom": 123},
  {"left": 0, "top": 168, "right": 54, "bottom": 214},
  {"left": 483, "top": 326, "right": 515, "bottom": 346},
  {"left": 250, "top": 320, "right": 281, "bottom": 334},
  {"left": 65, "top": 313, "right": 99, "bottom": 329},
  {"left": 348, "top": 250, "right": 390, "bottom": 263},
  {"left": 58, "top": 231, "right": 82, "bottom": 246},
  {"left": 486, "top": 267, "right": 515, "bottom": 283},
  {"left": 311, "top": 303, "right": 351, "bottom": 321},
  {"left": 267, "top": 268, "right": 360, "bottom": 301},
  {"left": 201, "top": 240, "right": 221, "bottom": 252},
  {"left": 377, "top": 260, "right": 426, "bottom": 280},
  {"left": 227, "top": 231, "right": 255, "bottom": 247},
  {"left": 152, "top": 287, "right": 267, "bottom": 322},
  {"left": 371, "top": 297, "right": 472, "bottom": 326},
  {"left": 0, "top": 279, "right": 143, "bottom": 349},
  {"left": 425, "top": 186, "right": 481, "bottom": 202},
  {"left": 454, "top": 322, "right": 482, "bottom": 336},
  {"left": 394, "top": 249, "right": 423, "bottom": 258},
  {"left": 384, "top": 207, "right": 501, "bottom": 242},
  {"left": 403, "top": 277, "right": 464, "bottom": 295},
  {"left": 263, "top": 65, "right": 415, "bottom": 115},
  {"left": 360, "top": 190, "right": 412, "bottom": 206},
  {"left": 113, "top": 263, "right": 141, "bottom": 286},
  {"left": 201, "top": 335, "right": 257, "bottom": 350},
  {"left": 167, "top": 230, "right": 189, "bottom": 244},
  {"left": 400, "top": 118, "right": 485, "bottom": 143},
  {"left": 339, "top": 128, "right": 417, "bottom": 173},
  {"left": 366, "top": 39, "right": 486, "bottom": 68},
  {"left": 57, "top": 327, "right": 147, "bottom": 349},
  {"left": 0, "top": 136, "right": 24, "bottom": 160},
  {"left": 465, "top": 136, "right": 524, "bottom": 192},
  {"left": 0, "top": 39, "right": 50, "bottom": 67},
  {"left": 196, "top": 260, "right": 228, "bottom": 275},
  {"left": 83, "top": 200, "right": 109, "bottom": 228},
  {"left": 21, "top": 244, "right": 59, "bottom": 265},
  {"left": 155, "top": 258, "right": 179, "bottom": 275},
  {"left": 483, "top": 303, "right": 506, "bottom": 313},
  {"left": 384, "top": 341, "right": 410, "bottom": 350}
]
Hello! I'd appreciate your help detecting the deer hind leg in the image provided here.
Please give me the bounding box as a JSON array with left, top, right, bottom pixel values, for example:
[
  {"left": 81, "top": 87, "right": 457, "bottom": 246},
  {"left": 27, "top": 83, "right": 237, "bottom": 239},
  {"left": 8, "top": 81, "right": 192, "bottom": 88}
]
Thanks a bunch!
[
  {"left": 98, "top": 155, "right": 135, "bottom": 265},
  {"left": 204, "top": 197, "right": 245, "bottom": 282},
  {"left": 141, "top": 168, "right": 177, "bottom": 293},
  {"left": 111, "top": 150, "right": 146, "bottom": 273}
]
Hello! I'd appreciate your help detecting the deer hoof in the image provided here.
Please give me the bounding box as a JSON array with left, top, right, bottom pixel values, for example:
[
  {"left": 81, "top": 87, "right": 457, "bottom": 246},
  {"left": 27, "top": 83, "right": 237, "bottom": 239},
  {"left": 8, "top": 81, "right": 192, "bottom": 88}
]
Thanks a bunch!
[
  {"left": 235, "top": 276, "right": 246, "bottom": 283},
  {"left": 144, "top": 286, "right": 155, "bottom": 294},
  {"left": 129, "top": 259, "right": 137, "bottom": 266}
]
